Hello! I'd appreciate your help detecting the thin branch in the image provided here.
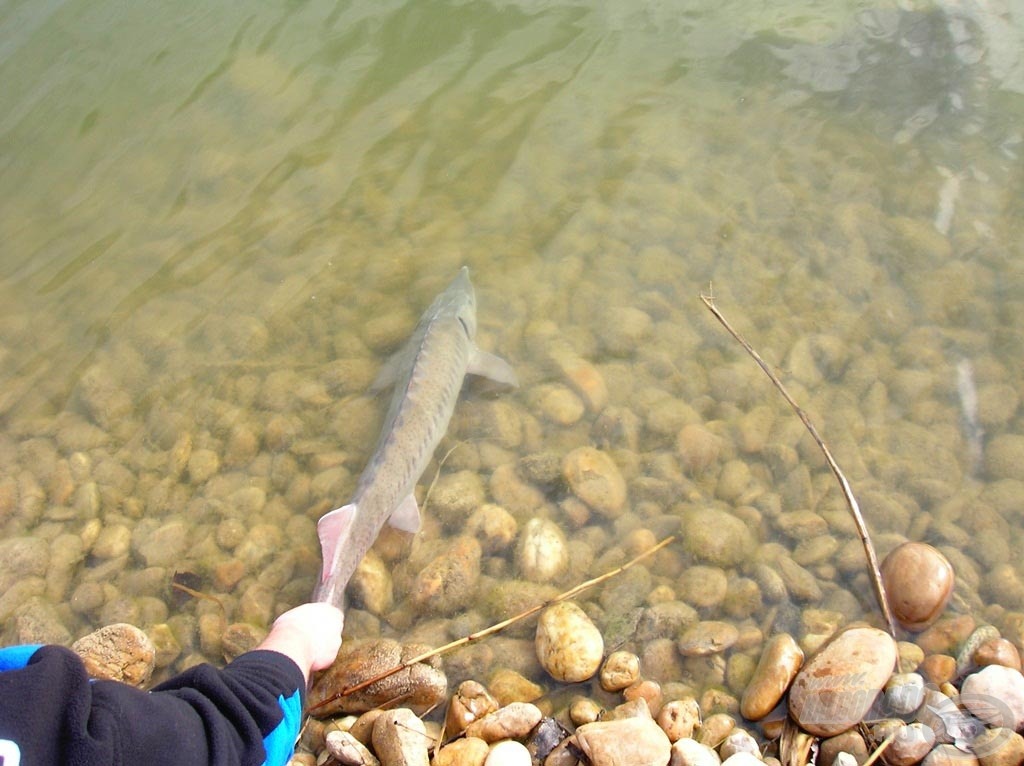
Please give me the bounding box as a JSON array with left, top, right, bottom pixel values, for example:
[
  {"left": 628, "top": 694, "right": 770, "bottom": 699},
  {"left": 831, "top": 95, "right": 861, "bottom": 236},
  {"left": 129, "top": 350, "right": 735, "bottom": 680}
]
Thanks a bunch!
[
  {"left": 700, "top": 290, "right": 897, "bottom": 639},
  {"left": 309, "top": 535, "right": 676, "bottom": 713}
]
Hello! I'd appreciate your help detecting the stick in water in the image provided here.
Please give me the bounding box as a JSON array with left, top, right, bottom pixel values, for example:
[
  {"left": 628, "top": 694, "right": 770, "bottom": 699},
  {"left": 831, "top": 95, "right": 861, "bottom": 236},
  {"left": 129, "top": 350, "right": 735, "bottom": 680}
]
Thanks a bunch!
[
  {"left": 308, "top": 535, "right": 676, "bottom": 712},
  {"left": 700, "top": 288, "right": 897, "bottom": 638}
]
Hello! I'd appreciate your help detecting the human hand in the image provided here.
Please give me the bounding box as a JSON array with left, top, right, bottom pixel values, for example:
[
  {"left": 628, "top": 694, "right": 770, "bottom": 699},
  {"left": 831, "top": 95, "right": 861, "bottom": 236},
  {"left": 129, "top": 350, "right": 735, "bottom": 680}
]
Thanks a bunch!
[{"left": 257, "top": 602, "right": 344, "bottom": 683}]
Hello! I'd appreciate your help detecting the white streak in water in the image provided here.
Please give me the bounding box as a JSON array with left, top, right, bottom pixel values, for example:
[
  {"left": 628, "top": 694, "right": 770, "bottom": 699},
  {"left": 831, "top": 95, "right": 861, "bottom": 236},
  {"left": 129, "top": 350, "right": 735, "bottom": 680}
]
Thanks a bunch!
[{"left": 957, "top": 358, "right": 983, "bottom": 474}]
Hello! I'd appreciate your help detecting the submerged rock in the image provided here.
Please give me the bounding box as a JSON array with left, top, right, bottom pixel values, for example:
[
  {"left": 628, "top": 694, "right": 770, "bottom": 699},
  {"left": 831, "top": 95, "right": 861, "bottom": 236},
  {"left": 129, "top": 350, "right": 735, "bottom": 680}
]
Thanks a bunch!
[
  {"left": 536, "top": 601, "right": 603, "bottom": 683},
  {"left": 308, "top": 638, "right": 446, "bottom": 716}
]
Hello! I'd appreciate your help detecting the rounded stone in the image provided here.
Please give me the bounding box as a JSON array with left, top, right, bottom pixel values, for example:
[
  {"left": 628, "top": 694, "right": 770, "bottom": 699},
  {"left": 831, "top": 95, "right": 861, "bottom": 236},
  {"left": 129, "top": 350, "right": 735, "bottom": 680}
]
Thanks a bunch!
[
  {"left": 485, "top": 739, "right": 532, "bottom": 766},
  {"left": 574, "top": 715, "right": 671, "bottom": 766},
  {"left": 986, "top": 434, "right": 1024, "bottom": 480},
  {"left": 974, "top": 638, "right": 1022, "bottom": 672},
  {"left": 677, "top": 621, "right": 740, "bottom": 657},
  {"left": 788, "top": 626, "right": 898, "bottom": 737},
  {"left": 434, "top": 737, "right": 490, "bottom": 766},
  {"left": 656, "top": 697, "right": 701, "bottom": 742},
  {"left": 464, "top": 702, "right": 543, "bottom": 743},
  {"left": 740, "top": 633, "right": 804, "bottom": 721},
  {"left": 676, "top": 423, "right": 722, "bottom": 475},
  {"left": 536, "top": 601, "right": 603, "bottom": 683},
  {"left": 516, "top": 518, "right": 569, "bottom": 583},
  {"left": 562, "top": 447, "right": 627, "bottom": 518},
  {"left": 72, "top": 623, "right": 155, "bottom": 687},
  {"left": 680, "top": 508, "right": 756, "bottom": 567},
  {"left": 678, "top": 566, "right": 729, "bottom": 609},
  {"left": 600, "top": 651, "right": 641, "bottom": 692},
  {"left": 961, "top": 665, "right": 1024, "bottom": 731},
  {"left": 670, "top": 738, "right": 722, "bottom": 766},
  {"left": 880, "top": 542, "right": 955, "bottom": 631}
]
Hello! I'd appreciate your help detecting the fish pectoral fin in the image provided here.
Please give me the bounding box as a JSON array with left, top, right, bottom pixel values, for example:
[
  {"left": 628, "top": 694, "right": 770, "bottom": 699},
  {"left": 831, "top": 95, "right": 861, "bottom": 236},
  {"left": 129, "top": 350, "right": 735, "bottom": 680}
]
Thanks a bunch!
[
  {"left": 468, "top": 346, "right": 518, "bottom": 387},
  {"left": 388, "top": 494, "right": 422, "bottom": 533},
  {"left": 370, "top": 345, "right": 412, "bottom": 392},
  {"left": 317, "top": 504, "right": 357, "bottom": 582}
]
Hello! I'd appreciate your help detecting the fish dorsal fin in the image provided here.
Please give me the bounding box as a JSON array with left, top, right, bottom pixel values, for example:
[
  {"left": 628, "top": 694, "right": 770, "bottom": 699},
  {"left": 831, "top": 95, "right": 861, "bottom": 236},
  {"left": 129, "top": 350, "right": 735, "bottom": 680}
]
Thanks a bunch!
[
  {"left": 388, "top": 493, "right": 421, "bottom": 533},
  {"left": 317, "top": 504, "right": 357, "bottom": 582},
  {"left": 468, "top": 346, "right": 518, "bottom": 387}
]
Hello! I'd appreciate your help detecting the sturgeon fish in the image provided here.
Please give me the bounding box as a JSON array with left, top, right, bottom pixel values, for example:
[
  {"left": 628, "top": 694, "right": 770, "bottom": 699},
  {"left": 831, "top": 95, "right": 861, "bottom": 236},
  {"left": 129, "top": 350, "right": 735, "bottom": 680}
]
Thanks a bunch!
[{"left": 312, "top": 267, "right": 517, "bottom": 608}]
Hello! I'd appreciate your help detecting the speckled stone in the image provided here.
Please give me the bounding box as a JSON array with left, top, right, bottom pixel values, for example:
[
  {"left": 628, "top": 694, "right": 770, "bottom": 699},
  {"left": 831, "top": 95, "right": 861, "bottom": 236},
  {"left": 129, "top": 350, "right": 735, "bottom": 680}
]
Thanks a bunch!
[
  {"left": 536, "top": 601, "right": 603, "bottom": 683},
  {"left": 788, "top": 627, "right": 898, "bottom": 737}
]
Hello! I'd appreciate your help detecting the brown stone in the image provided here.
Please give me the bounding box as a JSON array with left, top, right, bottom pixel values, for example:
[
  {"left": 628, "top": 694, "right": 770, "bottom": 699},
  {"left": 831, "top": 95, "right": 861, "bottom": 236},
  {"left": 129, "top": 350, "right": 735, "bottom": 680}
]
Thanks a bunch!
[
  {"left": 880, "top": 542, "right": 955, "bottom": 631},
  {"left": 974, "top": 638, "right": 1023, "bottom": 672},
  {"left": 919, "top": 654, "right": 957, "bottom": 685},
  {"left": 740, "top": 633, "right": 804, "bottom": 721}
]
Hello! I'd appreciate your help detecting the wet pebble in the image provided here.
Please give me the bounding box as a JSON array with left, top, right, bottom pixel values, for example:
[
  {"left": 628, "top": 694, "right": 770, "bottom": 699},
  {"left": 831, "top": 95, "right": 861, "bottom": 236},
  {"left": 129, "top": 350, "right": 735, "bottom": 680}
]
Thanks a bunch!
[
  {"left": 516, "top": 518, "right": 568, "bottom": 583},
  {"left": 488, "top": 668, "right": 542, "bottom": 705},
  {"left": 132, "top": 520, "right": 189, "bottom": 568},
  {"left": 884, "top": 673, "right": 925, "bottom": 717},
  {"left": 680, "top": 508, "right": 755, "bottom": 567},
  {"left": 350, "top": 551, "right": 394, "bottom": 615},
  {"left": 464, "top": 702, "right": 543, "bottom": 742},
  {"left": 445, "top": 680, "right": 500, "bottom": 737},
  {"left": 974, "top": 638, "right": 1022, "bottom": 672},
  {"left": 971, "top": 727, "right": 1024, "bottom": 766},
  {"left": 678, "top": 566, "right": 729, "bottom": 610},
  {"left": 0, "top": 537, "right": 49, "bottom": 592},
  {"left": 788, "top": 626, "right": 898, "bottom": 736},
  {"left": 869, "top": 720, "right": 934, "bottom": 766},
  {"left": 657, "top": 697, "right": 701, "bottom": 742},
  {"left": 536, "top": 601, "right": 603, "bottom": 682},
  {"left": 880, "top": 542, "right": 955, "bottom": 631},
  {"left": 600, "top": 650, "right": 641, "bottom": 692},
  {"left": 466, "top": 504, "right": 518, "bottom": 553},
  {"left": 740, "top": 633, "right": 804, "bottom": 721},
  {"left": 574, "top": 715, "right": 671, "bottom": 766},
  {"left": 961, "top": 665, "right": 1024, "bottom": 731},
  {"left": 562, "top": 447, "right": 627, "bottom": 518},
  {"left": 409, "top": 535, "right": 481, "bottom": 615},
  {"left": 72, "top": 623, "right": 155, "bottom": 687},
  {"left": 678, "top": 621, "right": 740, "bottom": 657},
  {"left": 985, "top": 434, "right": 1024, "bottom": 481},
  {"left": 484, "top": 739, "right": 532, "bottom": 766},
  {"left": 372, "top": 708, "right": 429, "bottom": 766},
  {"left": 719, "top": 730, "right": 760, "bottom": 760},
  {"left": 433, "top": 737, "right": 489, "bottom": 766},
  {"left": 669, "top": 738, "right": 721, "bottom": 766},
  {"left": 531, "top": 383, "right": 585, "bottom": 426},
  {"left": 325, "top": 730, "right": 380, "bottom": 765},
  {"left": 308, "top": 639, "right": 446, "bottom": 716},
  {"left": 429, "top": 470, "right": 486, "bottom": 528},
  {"left": 676, "top": 424, "right": 723, "bottom": 475}
]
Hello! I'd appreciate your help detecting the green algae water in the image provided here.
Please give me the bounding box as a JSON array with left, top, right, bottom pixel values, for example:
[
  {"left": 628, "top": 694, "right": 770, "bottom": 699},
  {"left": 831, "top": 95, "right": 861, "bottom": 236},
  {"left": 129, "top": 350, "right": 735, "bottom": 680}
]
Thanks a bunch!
[{"left": 2, "top": 0, "right": 1024, "bottom": 726}]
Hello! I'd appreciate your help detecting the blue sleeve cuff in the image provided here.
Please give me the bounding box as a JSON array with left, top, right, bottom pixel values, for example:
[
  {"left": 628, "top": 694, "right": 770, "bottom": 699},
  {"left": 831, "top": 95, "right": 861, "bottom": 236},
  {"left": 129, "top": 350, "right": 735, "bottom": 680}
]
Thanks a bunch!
[
  {"left": 0, "top": 645, "right": 43, "bottom": 671},
  {"left": 261, "top": 688, "right": 303, "bottom": 766}
]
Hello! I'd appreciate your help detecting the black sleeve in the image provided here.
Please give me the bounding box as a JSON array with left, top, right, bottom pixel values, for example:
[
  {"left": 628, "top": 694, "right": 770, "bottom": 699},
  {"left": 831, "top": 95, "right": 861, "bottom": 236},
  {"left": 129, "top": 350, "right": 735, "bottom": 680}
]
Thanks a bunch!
[{"left": 0, "top": 645, "right": 307, "bottom": 766}]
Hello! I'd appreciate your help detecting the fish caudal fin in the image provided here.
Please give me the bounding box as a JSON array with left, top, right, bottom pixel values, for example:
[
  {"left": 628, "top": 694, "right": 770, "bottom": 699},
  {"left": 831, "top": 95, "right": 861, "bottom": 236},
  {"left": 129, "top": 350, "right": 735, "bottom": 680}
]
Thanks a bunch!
[
  {"left": 388, "top": 494, "right": 421, "bottom": 533},
  {"left": 317, "top": 504, "right": 357, "bottom": 582},
  {"left": 468, "top": 346, "right": 518, "bottom": 387}
]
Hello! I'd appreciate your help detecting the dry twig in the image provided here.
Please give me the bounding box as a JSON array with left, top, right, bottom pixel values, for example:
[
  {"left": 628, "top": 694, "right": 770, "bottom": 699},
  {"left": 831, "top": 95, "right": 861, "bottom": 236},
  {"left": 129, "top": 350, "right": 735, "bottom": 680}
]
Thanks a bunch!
[{"left": 700, "top": 289, "right": 897, "bottom": 638}]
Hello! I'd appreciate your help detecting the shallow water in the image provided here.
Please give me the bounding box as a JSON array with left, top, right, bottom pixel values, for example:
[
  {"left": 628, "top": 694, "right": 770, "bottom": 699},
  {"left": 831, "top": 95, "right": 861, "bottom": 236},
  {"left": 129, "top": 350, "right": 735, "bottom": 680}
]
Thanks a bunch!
[{"left": 2, "top": 0, "right": 1024, "bottom": 713}]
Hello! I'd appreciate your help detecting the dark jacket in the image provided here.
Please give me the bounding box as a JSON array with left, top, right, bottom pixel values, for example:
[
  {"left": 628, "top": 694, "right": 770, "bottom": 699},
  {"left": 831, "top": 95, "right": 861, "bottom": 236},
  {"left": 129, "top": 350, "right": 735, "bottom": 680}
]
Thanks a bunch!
[{"left": 0, "top": 644, "right": 306, "bottom": 766}]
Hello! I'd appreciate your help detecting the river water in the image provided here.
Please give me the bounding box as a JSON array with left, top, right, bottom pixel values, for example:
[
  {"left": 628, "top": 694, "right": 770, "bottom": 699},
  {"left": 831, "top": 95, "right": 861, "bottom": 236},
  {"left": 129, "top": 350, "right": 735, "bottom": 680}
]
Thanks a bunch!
[{"left": 1, "top": 0, "right": 1024, "bottom": 723}]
